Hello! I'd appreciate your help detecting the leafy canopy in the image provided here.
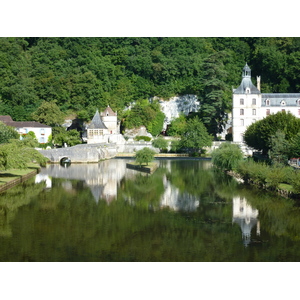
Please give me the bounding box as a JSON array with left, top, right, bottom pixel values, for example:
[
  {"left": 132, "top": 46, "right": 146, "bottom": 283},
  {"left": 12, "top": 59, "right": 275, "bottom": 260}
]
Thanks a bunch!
[
  {"left": 244, "top": 111, "right": 300, "bottom": 154},
  {"left": 180, "top": 116, "right": 213, "bottom": 153},
  {"left": 135, "top": 147, "right": 156, "bottom": 166},
  {"left": 0, "top": 121, "right": 19, "bottom": 144},
  {"left": 31, "top": 101, "right": 65, "bottom": 127},
  {"left": 211, "top": 142, "right": 244, "bottom": 171}
]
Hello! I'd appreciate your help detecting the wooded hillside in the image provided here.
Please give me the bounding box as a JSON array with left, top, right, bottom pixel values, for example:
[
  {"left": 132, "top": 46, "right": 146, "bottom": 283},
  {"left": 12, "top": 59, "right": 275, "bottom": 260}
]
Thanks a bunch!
[{"left": 1, "top": 37, "right": 300, "bottom": 122}]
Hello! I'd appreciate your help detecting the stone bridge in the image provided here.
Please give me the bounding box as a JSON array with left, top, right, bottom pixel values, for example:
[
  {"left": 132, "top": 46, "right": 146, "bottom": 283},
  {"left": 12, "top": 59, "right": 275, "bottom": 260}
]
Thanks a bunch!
[
  {"left": 38, "top": 144, "right": 118, "bottom": 163},
  {"left": 37, "top": 142, "right": 159, "bottom": 163}
]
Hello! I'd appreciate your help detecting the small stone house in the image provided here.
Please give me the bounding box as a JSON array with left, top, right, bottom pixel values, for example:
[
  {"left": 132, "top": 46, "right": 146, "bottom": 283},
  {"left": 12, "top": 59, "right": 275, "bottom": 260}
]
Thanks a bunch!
[
  {"left": 86, "top": 106, "right": 123, "bottom": 144},
  {"left": 0, "top": 115, "right": 52, "bottom": 144}
]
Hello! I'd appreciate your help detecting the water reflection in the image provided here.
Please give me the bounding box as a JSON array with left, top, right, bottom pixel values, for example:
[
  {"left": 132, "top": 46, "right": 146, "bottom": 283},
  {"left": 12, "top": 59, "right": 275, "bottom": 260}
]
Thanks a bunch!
[{"left": 232, "top": 196, "right": 260, "bottom": 247}]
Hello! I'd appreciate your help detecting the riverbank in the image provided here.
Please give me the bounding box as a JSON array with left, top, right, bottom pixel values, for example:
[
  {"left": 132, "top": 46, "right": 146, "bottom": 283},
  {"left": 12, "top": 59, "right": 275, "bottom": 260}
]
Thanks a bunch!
[{"left": 0, "top": 164, "right": 40, "bottom": 193}]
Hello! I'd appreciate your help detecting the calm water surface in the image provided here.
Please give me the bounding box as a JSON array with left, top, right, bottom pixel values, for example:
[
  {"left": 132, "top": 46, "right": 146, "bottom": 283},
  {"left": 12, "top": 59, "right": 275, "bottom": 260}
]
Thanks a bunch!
[{"left": 0, "top": 158, "right": 300, "bottom": 262}]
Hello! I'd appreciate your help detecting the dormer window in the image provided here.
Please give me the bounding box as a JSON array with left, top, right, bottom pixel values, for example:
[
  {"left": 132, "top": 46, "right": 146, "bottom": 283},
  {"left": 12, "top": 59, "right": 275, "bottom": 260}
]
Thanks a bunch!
[
  {"left": 246, "top": 87, "right": 250, "bottom": 93},
  {"left": 297, "top": 99, "right": 300, "bottom": 106},
  {"left": 281, "top": 100, "right": 286, "bottom": 106},
  {"left": 266, "top": 99, "right": 270, "bottom": 106}
]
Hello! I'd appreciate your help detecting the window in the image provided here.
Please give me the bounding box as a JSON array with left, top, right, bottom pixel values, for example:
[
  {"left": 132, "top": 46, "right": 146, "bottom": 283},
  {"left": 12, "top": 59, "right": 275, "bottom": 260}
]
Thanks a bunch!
[
  {"left": 240, "top": 109, "right": 244, "bottom": 115},
  {"left": 240, "top": 98, "right": 244, "bottom": 105},
  {"left": 282, "top": 109, "right": 286, "bottom": 112},
  {"left": 298, "top": 109, "right": 300, "bottom": 116},
  {"left": 266, "top": 99, "right": 270, "bottom": 106},
  {"left": 252, "top": 98, "right": 256, "bottom": 105},
  {"left": 266, "top": 109, "right": 270, "bottom": 116},
  {"left": 240, "top": 119, "right": 244, "bottom": 126},
  {"left": 281, "top": 100, "right": 286, "bottom": 106},
  {"left": 246, "top": 88, "right": 250, "bottom": 93},
  {"left": 252, "top": 109, "right": 256, "bottom": 115}
]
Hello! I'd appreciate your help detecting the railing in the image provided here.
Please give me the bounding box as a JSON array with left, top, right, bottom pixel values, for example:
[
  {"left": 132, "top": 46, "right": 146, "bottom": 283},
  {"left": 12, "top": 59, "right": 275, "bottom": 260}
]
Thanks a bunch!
[{"left": 0, "top": 169, "right": 39, "bottom": 193}]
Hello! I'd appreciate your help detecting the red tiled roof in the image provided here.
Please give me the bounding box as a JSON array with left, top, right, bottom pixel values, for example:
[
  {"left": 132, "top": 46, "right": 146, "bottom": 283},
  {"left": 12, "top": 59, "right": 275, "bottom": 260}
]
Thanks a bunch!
[{"left": 101, "top": 106, "right": 117, "bottom": 116}]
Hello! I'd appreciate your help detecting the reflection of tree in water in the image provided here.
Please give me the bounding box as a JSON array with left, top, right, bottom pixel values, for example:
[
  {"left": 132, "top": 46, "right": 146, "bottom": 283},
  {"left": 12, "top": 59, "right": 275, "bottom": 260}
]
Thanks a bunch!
[{"left": 0, "top": 178, "right": 46, "bottom": 237}]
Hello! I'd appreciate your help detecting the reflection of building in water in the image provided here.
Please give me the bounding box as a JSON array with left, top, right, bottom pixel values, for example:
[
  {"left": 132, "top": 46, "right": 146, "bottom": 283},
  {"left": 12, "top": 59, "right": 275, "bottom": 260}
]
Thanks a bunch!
[
  {"left": 160, "top": 161, "right": 200, "bottom": 211},
  {"left": 232, "top": 196, "right": 260, "bottom": 247},
  {"left": 35, "top": 174, "right": 52, "bottom": 188},
  {"left": 37, "top": 160, "right": 133, "bottom": 203}
]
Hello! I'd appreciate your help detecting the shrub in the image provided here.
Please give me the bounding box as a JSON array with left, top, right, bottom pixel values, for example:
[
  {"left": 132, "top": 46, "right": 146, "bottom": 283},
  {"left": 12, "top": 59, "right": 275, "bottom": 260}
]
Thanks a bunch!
[
  {"left": 135, "top": 147, "right": 156, "bottom": 166},
  {"left": 135, "top": 136, "right": 151, "bottom": 142},
  {"left": 211, "top": 142, "right": 243, "bottom": 171}
]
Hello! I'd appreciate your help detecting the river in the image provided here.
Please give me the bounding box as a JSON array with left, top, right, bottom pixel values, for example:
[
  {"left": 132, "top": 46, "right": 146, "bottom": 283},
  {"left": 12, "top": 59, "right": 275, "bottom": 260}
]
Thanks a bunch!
[{"left": 0, "top": 158, "right": 300, "bottom": 262}]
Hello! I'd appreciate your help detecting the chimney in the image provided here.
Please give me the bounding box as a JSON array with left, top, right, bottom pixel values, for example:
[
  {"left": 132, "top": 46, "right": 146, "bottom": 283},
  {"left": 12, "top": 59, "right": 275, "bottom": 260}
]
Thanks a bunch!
[{"left": 257, "top": 76, "right": 261, "bottom": 91}]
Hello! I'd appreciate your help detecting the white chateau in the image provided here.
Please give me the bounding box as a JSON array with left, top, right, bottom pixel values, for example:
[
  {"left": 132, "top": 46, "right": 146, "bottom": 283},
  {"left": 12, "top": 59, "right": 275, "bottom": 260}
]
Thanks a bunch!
[
  {"left": 232, "top": 64, "right": 300, "bottom": 143},
  {"left": 86, "top": 106, "right": 125, "bottom": 144}
]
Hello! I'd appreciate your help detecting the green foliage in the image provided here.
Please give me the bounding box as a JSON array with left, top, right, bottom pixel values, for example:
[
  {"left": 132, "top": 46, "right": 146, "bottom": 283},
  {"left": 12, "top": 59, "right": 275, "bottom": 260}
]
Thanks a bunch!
[
  {"left": 237, "top": 159, "right": 296, "bottom": 191},
  {"left": 244, "top": 111, "right": 300, "bottom": 154},
  {"left": 0, "top": 139, "right": 48, "bottom": 170},
  {"left": 0, "top": 121, "right": 19, "bottom": 144},
  {"left": 166, "top": 114, "right": 187, "bottom": 137},
  {"left": 211, "top": 142, "right": 243, "bottom": 171},
  {"left": 52, "top": 127, "right": 81, "bottom": 147},
  {"left": 180, "top": 116, "right": 213, "bottom": 154},
  {"left": 122, "top": 100, "right": 165, "bottom": 136},
  {"left": 31, "top": 100, "right": 65, "bottom": 127},
  {"left": 152, "top": 136, "right": 168, "bottom": 152},
  {"left": 268, "top": 130, "right": 290, "bottom": 165},
  {"left": 199, "top": 51, "right": 231, "bottom": 137},
  {"left": 135, "top": 136, "right": 151, "bottom": 142},
  {"left": 135, "top": 147, "right": 156, "bottom": 166}
]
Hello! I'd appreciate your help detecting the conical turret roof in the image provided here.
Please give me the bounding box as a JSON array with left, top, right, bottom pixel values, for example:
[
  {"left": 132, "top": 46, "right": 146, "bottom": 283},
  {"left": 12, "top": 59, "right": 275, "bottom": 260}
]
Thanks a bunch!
[{"left": 88, "top": 110, "right": 108, "bottom": 129}]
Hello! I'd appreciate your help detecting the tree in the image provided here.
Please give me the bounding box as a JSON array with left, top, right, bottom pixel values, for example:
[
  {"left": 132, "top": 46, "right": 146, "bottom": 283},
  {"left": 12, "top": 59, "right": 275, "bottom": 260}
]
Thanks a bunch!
[
  {"left": 52, "top": 128, "right": 81, "bottom": 147},
  {"left": 0, "top": 121, "right": 19, "bottom": 144},
  {"left": 135, "top": 147, "right": 156, "bottom": 166},
  {"left": 152, "top": 136, "right": 168, "bottom": 152},
  {"left": 244, "top": 111, "right": 300, "bottom": 154},
  {"left": 180, "top": 116, "right": 213, "bottom": 154},
  {"left": 211, "top": 142, "right": 243, "bottom": 171},
  {"left": 166, "top": 114, "right": 187, "bottom": 137},
  {"left": 268, "top": 130, "right": 290, "bottom": 165},
  {"left": 31, "top": 101, "right": 65, "bottom": 127},
  {"left": 0, "top": 139, "right": 48, "bottom": 170},
  {"left": 199, "top": 51, "right": 231, "bottom": 137}
]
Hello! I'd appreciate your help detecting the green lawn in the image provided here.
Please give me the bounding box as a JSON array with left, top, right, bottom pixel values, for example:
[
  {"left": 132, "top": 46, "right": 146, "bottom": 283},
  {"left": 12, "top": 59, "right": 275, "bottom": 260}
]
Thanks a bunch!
[{"left": 0, "top": 163, "right": 40, "bottom": 186}]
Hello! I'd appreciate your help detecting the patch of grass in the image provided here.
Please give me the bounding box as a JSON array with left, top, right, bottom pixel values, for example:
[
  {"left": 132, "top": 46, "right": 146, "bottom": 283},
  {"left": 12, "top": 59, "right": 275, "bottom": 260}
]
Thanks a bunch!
[
  {"left": 0, "top": 164, "right": 40, "bottom": 186},
  {"left": 278, "top": 183, "right": 294, "bottom": 193}
]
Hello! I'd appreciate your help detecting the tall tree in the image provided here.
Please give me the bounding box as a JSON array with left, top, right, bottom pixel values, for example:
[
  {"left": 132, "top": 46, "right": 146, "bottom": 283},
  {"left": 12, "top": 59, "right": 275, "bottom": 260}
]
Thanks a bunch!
[
  {"left": 180, "top": 116, "right": 213, "bottom": 154},
  {"left": 31, "top": 101, "right": 65, "bottom": 127},
  {"left": 199, "top": 51, "right": 230, "bottom": 138}
]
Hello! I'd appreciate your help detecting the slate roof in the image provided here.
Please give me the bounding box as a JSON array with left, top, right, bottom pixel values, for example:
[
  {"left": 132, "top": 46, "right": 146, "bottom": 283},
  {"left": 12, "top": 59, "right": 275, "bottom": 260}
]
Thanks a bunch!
[
  {"left": 233, "top": 63, "right": 261, "bottom": 94},
  {"left": 261, "top": 93, "right": 300, "bottom": 106},
  {"left": 88, "top": 110, "right": 107, "bottom": 129},
  {"left": 233, "top": 77, "right": 261, "bottom": 94},
  {"left": 0, "top": 115, "right": 51, "bottom": 128}
]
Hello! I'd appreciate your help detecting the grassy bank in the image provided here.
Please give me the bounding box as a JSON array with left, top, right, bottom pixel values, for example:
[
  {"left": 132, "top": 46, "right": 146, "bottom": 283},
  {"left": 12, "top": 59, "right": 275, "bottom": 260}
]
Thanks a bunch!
[{"left": 0, "top": 163, "right": 40, "bottom": 191}]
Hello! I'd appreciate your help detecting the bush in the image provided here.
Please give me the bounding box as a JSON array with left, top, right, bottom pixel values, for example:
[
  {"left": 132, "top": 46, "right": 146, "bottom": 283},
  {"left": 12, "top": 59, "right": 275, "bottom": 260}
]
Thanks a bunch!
[
  {"left": 135, "top": 147, "right": 156, "bottom": 166},
  {"left": 211, "top": 142, "right": 243, "bottom": 171},
  {"left": 135, "top": 136, "right": 151, "bottom": 142}
]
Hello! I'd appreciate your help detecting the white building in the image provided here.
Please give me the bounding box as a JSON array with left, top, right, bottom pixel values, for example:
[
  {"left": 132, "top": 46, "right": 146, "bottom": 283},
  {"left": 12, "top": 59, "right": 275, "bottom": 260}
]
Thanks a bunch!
[
  {"left": 0, "top": 115, "right": 52, "bottom": 144},
  {"left": 86, "top": 106, "right": 125, "bottom": 144},
  {"left": 232, "top": 64, "right": 300, "bottom": 143}
]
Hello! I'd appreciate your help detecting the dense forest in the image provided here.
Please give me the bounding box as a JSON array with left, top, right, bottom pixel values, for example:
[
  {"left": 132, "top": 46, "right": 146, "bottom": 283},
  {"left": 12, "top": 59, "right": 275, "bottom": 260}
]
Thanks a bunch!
[{"left": 1, "top": 37, "right": 300, "bottom": 127}]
